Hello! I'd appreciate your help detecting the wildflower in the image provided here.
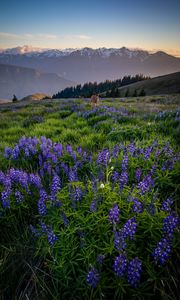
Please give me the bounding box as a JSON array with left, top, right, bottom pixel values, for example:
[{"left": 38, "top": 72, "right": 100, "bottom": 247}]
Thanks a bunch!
[
  {"left": 121, "top": 153, "right": 128, "bottom": 171},
  {"left": 47, "top": 228, "right": 58, "bottom": 246},
  {"left": 4, "top": 147, "right": 12, "bottom": 159},
  {"left": 119, "top": 171, "right": 128, "bottom": 191},
  {"left": 100, "top": 183, "right": 105, "bottom": 189},
  {"left": 127, "top": 257, "right": 142, "bottom": 287},
  {"left": 137, "top": 173, "right": 154, "bottom": 194},
  {"left": 1, "top": 190, "right": 10, "bottom": 209},
  {"left": 15, "top": 190, "right": 24, "bottom": 203},
  {"left": 29, "top": 173, "right": 42, "bottom": 189},
  {"left": 38, "top": 190, "right": 48, "bottom": 216},
  {"left": 60, "top": 211, "right": 69, "bottom": 227},
  {"left": 112, "top": 171, "right": 119, "bottom": 183},
  {"left": 152, "top": 237, "right": 172, "bottom": 265},
  {"left": 97, "top": 149, "right": 110, "bottom": 165},
  {"left": 90, "top": 199, "right": 97, "bottom": 212},
  {"left": 40, "top": 220, "right": 47, "bottom": 235},
  {"left": 161, "top": 196, "right": 173, "bottom": 213},
  {"left": 163, "top": 213, "right": 179, "bottom": 235},
  {"left": 109, "top": 203, "right": 120, "bottom": 225},
  {"left": 135, "top": 168, "right": 142, "bottom": 182},
  {"left": 50, "top": 174, "right": 61, "bottom": 201},
  {"left": 68, "top": 168, "right": 78, "bottom": 182},
  {"left": 30, "top": 224, "right": 40, "bottom": 239},
  {"left": 114, "top": 229, "right": 126, "bottom": 251},
  {"left": 113, "top": 253, "right": 127, "bottom": 277},
  {"left": 132, "top": 198, "right": 144, "bottom": 213},
  {"left": 86, "top": 267, "right": 100, "bottom": 288},
  {"left": 123, "top": 217, "right": 137, "bottom": 240}
]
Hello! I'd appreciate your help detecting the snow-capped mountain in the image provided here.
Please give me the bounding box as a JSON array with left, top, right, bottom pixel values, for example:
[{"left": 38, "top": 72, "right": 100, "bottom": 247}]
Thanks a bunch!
[
  {"left": 0, "top": 45, "right": 150, "bottom": 59},
  {"left": 0, "top": 46, "right": 180, "bottom": 83}
]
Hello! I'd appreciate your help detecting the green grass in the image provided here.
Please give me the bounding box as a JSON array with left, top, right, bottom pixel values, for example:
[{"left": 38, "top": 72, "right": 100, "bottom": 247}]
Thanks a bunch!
[{"left": 0, "top": 95, "right": 179, "bottom": 300}]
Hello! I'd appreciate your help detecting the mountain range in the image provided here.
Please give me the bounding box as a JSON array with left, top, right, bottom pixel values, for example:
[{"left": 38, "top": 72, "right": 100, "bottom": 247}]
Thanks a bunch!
[{"left": 0, "top": 45, "right": 180, "bottom": 99}]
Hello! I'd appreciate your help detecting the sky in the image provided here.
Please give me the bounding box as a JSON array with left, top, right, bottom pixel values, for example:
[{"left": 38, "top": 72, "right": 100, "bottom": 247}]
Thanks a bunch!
[{"left": 0, "top": 0, "right": 180, "bottom": 56}]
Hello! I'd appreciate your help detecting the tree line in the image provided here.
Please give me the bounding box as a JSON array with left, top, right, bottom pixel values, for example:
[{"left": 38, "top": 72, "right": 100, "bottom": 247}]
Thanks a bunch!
[{"left": 52, "top": 74, "right": 150, "bottom": 98}]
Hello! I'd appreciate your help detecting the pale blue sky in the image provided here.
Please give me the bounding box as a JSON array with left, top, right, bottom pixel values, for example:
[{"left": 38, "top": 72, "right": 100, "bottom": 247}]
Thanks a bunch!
[{"left": 0, "top": 0, "right": 180, "bottom": 56}]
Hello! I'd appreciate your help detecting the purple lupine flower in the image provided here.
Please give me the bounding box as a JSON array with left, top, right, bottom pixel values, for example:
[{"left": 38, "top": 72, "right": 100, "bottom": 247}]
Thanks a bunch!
[
  {"left": 137, "top": 173, "right": 154, "bottom": 195},
  {"left": 1, "top": 190, "right": 10, "bottom": 209},
  {"left": 30, "top": 224, "right": 40, "bottom": 239},
  {"left": 92, "top": 179, "right": 98, "bottom": 192},
  {"left": 147, "top": 203, "right": 155, "bottom": 216},
  {"left": 114, "top": 229, "right": 126, "bottom": 251},
  {"left": 51, "top": 154, "right": 58, "bottom": 164},
  {"left": 113, "top": 253, "right": 128, "bottom": 277},
  {"left": 90, "top": 199, "right": 97, "bottom": 212},
  {"left": 127, "top": 257, "right": 142, "bottom": 287},
  {"left": 47, "top": 228, "right": 58, "bottom": 246},
  {"left": 96, "top": 254, "right": 105, "bottom": 265},
  {"left": 112, "top": 171, "right": 120, "bottom": 183},
  {"left": 77, "top": 146, "right": 83, "bottom": 156},
  {"left": 121, "top": 153, "right": 128, "bottom": 171},
  {"left": 40, "top": 220, "right": 47, "bottom": 235},
  {"left": 61, "top": 162, "right": 69, "bottom": 176},
  {"left": 161, "top": 196, "right": 173, "bottom": 213},
  {"left": 135, "top": 168, "right": 142, "bottom": 182},
  {"left": 119, "top": 171, "right": 128, "bottom": 191},
  {"left": 155, "top": 149, "right": 161, "bottom": 157},
  {"left": 4, "top": 147, "right": 12, "bottom": 159},
  {"left": 128, "top": 142, "right": 136, "bottom": 156},
  {"left": 29, "top": 173, "right": 42, "bottom": 189},
  {"left": 73, "top": 187, "right": 83, "bottom": 202},
  {"left": 152, "top": 237, "right": 172, "bottom": 265},
  {"left": 68, "top": 168, "right": 78, "bottom": 182},
  {"left": 60, "top": 211, "right": 69, "bottom": 227},
  {"left": 38, "top": 190, "right": 48, "bottom": 216},
  {"left": 0, "top": 171, "right": 5, "bottom": 184},
  {"left": 97, "top": 148, "right": 110, "bottom": 165},
  {"left": 163, "top": 214, "right": 179, "bottom": 235},
  {"left": 54, "top": 143, "right": 63, "bottom": 157},
  {"left": 143, "top": 146, "right": 153, "bottom": 160},
  {"left": 112, "top": 144, "right": 120, "bottom": 158},
  {"left": 3, "top": 175, "right": 12, "bottom": 190},
  {"left": 66, "top": 144, "right": 73, "bottom": 155},
  {"left": 123, "top": 217, "right": 137, "bottom": 240},
  {"left": 109, "top": 203, "right": 120, "bottom": 224},
  {"left": 15, "top": 191, "right": 24, "bottom": 203},
  {"left": 132, "top": 198, "right": 144, "bottom": 213},
  {"left": 24, "top": 147, "right": 30, "bottom": 158},
  {"left": 50, "top": 174, "right": 61, "bottom": 201},
  {"left": 86, "top": 267, "right": 100, "bottom": 288},
  {"left": 12, "top": 145, "right": 20, "bottom": 160}
]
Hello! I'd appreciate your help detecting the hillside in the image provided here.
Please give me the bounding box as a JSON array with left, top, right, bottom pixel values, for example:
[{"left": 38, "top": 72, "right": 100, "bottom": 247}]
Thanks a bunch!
[
  {"left": 21, "top": 93, "right": 51, "bottom": 101},
  {"left": 0, "top": 46, "right": 180, "bottom": 83},
  {"left": 116, "top": 71, "right": 180, "bottom": 96},
  {"left": 0, "top": 64, "right": 75, "bottom": 99}
]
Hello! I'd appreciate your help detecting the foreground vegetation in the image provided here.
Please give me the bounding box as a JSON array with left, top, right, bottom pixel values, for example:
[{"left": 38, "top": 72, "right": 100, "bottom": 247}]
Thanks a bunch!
[{"left": 0, "top": 95, "right": 179, "bottom": 299}]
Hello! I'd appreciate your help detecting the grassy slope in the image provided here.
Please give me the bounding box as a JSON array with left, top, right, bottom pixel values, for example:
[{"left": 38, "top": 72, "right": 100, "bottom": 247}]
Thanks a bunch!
[{"left": 117, "top": 71, "right": 180, "bottom": 96}]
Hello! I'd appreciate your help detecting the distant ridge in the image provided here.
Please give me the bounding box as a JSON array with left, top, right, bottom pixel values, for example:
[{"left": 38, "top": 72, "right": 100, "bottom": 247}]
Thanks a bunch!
[{"left": 0, "top": 64, "right": 75, "bottom": 99}]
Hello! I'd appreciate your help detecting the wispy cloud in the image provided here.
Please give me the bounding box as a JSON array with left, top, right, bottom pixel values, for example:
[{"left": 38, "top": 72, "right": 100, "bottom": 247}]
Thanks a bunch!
[
  {"left": 0, "top": 32, "right": 20, "bottom": 39},
  {"left": 0, "top": 32, "right": 58, "bottom": 41},
  {"left": 73, "top": 35, "right": 92, "bottom": 40}
]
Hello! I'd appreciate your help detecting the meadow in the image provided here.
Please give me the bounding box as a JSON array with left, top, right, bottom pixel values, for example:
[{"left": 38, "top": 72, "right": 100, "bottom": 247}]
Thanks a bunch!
[{"left": 0, "top": 95, "right": 179, "bottom": 300}]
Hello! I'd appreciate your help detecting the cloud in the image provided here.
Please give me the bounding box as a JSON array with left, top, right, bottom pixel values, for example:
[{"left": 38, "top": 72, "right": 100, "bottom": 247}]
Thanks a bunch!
[
  {"left": 0, "top": 32, "right": 58, "bottom": 41},
  {"left": 73, "top": 35, "right": 92, "bottom": 40},
  {"left": 0, "top": 32, "right": 20, "bottom": 39}
]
